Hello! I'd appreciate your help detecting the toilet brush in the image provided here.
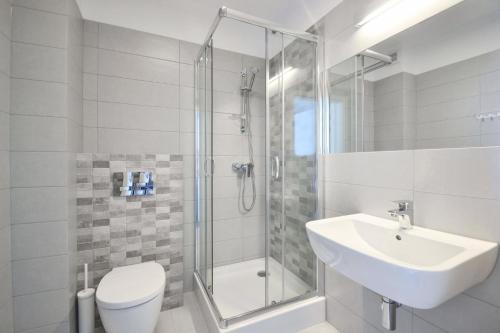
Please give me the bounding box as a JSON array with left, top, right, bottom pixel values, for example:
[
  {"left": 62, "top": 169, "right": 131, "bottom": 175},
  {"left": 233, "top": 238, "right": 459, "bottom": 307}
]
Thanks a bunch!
[{"left": 78, "top": 263, "right": 95, "bottom": 333}]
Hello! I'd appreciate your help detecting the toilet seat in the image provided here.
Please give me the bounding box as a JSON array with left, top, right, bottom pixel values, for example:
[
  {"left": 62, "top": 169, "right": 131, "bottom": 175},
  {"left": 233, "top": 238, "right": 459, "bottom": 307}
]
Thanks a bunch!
[{"left": 96, "top": 262, "right": 165, "bottom": 310}]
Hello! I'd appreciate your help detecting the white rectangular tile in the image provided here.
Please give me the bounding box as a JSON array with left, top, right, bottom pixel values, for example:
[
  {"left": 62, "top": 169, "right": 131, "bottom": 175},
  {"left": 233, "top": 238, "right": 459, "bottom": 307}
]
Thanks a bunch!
[
  {"left": 324, "top": 151, "right": 413, "bottom": 189},
  {"left": 11, "top": 152, "right": 68, "bottom": 187},
  {"left": 13, "top": 288, "right": 70, "bottom": 331},
  {"left": 11, "top": 115, "right": 67, "bottom": 151},
  {"left": 180, "top": 41, "right": 200, "bottom": 65},
  {"left": 12, "top": 255, "right": 68, "bottom": 295},
  {"left": 12, "top": 221, "right": 68, "bottom": 260},
  {"left": 12, "top": 0, "right": 69, "bottom": 15},
  {"left": 11, "top": 187, "right": 68, "bottom": 224},
  {"left": 11, "top": 42, "right": 66, "bottom": 82},
  {"left": 12, "top": 6, "right": 67, "bottom": 48},
  {"left": 324, "top": 182, "right": 413, "bottom": 218},
  {"left": 414, "top": 147, "right": 500, "bottom": 199},
  {"left": 99, "top": 23, "right": 179, "bottom": 61},
  {"left": 11, "top": 79, "right": 66, "bottom": 117},
  {"left": 98, "top": 128, "right": 179, "bottom": 154},
  {"left": 98, "top": 75, "right": 179, "bottom": 108},
  {"left": 98, "top": 102, "right": 179, "bottom": 132},
  {"left": 98, "top": 48, "right": 179, "bottom": 84},
  {"left": 414, "top": 294, "right": 500, "bottom": 333}
]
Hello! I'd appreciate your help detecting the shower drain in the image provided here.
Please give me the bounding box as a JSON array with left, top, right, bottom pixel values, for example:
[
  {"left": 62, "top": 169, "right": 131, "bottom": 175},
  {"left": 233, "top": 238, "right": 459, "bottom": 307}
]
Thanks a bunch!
[{"left": 257, "top": 270, "right": 267, "bottom": 277}]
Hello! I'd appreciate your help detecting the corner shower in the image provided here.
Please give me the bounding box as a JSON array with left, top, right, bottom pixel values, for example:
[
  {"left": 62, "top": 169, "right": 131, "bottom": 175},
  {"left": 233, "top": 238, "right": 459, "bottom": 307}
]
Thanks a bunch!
[{"left": 194, "top": 7, "right": 320, "bottom": 328}]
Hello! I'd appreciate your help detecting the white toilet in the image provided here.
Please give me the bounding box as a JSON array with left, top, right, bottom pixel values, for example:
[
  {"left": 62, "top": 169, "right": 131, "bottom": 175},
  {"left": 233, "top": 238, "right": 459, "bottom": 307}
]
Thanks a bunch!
[{"left": 96, "top": 262, "right": 166, "bottom": 333}]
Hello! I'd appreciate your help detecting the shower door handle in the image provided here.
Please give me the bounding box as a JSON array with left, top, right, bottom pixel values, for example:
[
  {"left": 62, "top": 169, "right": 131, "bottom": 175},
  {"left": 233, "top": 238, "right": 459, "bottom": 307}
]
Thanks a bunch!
[{"left": 272, "top": 156, "right": 280, "bottom": 180}]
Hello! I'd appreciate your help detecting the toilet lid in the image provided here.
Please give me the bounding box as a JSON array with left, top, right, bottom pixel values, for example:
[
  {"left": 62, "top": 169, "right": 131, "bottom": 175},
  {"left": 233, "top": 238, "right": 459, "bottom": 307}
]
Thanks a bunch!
[{"left": 96, "top": 262, "right": 165, "bottom": 309}]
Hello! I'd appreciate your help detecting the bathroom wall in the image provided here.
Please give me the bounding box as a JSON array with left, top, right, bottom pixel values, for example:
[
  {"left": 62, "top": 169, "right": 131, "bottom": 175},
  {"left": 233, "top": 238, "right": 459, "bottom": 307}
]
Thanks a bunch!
[
  {"left": 9, "top": 0, "right": 83, "bottom": 332},
  {"left": 373, "top": 72, "right": 417, "bottom": 151},
  {"left": 0, "top": 0, "right": 12, "bottom": 331},
  {"left": 323, "top": 148, "right": 500, "bottom": 332},
  {"left": 76, "top": 153, "right": 184, "bottom": 313},
  {"left": 81, "top": 20, "right": 266, "bottom": 289},
  {"left": 415, "top": 49, "right": 500, "bottom": 149}
]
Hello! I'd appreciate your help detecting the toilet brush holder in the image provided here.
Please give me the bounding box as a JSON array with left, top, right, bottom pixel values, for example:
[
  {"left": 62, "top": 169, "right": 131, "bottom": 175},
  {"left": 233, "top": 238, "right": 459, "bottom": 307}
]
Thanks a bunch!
[{"left": 78, "top": 288, "right": 95, "bottom": 333}]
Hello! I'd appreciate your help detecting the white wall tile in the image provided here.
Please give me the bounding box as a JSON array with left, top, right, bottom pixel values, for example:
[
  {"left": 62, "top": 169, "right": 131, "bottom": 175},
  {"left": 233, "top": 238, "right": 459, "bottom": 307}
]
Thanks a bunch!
[
  {"left": 98, "top": 48, "right": 179, "bottom": 84},
  {"left": 324, "top": 151, "right": 413, "bottom": 189},
  {"left": 12, "top": 255, "right": 68, "bottom": 295},
  {"left": 98, "top": 102, "right": 179, "bottom": 132},
  {"left": 12, "top": 0, "right": 69, "bottom": 15},
  {"left": 0, "top": 33, "right": 10, "bottom": 75},
  {"left": 11, "top": 187, "right": 68, "bottom": 224},
  {"left": 99, "top": 23, "right": 179, "bottom": 61},
  {"left": 13, "top": 289, "right": 70, "bottom": 331},
  {"left": 11, "top": 115, "right": 67, "bottom": 151},
  {"left": 324, "top": 182, "right": 412, "bottom": 218},
  {"left": 414, "top": 294, "right": 500, "bottom": 333},
  {"left": 83, "top": 127, "right": 97, "bottom": 152},
  {"left": 11, "top": 79, "right": 66, "bottom": 117},
  {"left": 12, "top": 6, "right": 68, "bottom": 48},
  {"left": 0, "top": 151, "right": 10, "bottom": 189},
  {"left": 179, "top": 41, "right": 200, "bottom": 65},
  {"left": 97, "top": 128, "right": 179, "bottom": 154},
  {"left": 11, "top": 152, "right": 68, "bottom": 187},
  {"left": 98, "top": 75, "right": 179, "bottom": 108},
  {"left": 83, "top": 46, "right": 97, "bottom": 74},
  {"left": 0, "top": 111, "right": 9, "bottom": 151},
  {"left": 414, "top": 147, "right": 500, "bottom": 199},
  {"left": 11, "top": 42, "right": 66, "bottom": 82},
  {"left": 12, "top": 221, "right": 68, "bottom": 260},
  {"left": 0, "top": 190, "right": 10, "bottom": 230}
]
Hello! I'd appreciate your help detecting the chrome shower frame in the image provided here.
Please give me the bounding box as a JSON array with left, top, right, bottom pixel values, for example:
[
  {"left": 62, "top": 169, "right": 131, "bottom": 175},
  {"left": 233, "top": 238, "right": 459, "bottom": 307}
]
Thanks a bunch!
[{"left": 194, "top": 6, "right": 324, "bottom": 329}]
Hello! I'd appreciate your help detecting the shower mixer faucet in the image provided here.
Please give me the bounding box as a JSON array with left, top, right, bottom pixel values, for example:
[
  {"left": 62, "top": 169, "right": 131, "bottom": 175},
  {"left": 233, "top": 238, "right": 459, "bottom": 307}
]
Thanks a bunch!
[{"left": 232, "top": 162, "right": 254, "bottom": 177}]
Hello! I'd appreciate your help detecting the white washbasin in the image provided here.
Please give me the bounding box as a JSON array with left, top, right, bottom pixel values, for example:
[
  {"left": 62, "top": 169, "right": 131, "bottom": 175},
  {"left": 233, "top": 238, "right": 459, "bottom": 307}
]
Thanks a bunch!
[{"left": 306, "top": 213, "right": 498, "bottom": 309}]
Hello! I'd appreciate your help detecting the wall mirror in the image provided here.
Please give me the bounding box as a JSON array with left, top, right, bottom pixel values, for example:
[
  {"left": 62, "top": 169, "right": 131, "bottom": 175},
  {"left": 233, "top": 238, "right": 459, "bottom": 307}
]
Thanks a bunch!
[{"left": 326, "top": 0, "right": 500, "bottom": 153}]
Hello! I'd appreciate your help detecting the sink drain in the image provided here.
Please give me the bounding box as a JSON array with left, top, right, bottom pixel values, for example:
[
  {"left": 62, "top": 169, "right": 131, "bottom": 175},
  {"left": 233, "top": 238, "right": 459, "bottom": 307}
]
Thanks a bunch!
[{"left": 257, "top": 270, "right": 267, "bottom": 277}]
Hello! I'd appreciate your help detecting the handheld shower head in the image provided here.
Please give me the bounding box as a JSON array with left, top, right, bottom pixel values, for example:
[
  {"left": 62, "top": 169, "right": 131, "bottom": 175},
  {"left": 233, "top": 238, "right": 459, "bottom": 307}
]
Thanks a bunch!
[{"left": 241, "top": 67, "right": 259, "bottom": 91}]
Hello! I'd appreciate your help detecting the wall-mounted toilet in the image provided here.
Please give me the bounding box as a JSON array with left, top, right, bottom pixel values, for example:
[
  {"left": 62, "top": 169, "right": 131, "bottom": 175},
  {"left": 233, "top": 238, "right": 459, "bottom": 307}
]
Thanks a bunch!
[{"left": 96, "top": 262, "right": 166, "bottom": 333}]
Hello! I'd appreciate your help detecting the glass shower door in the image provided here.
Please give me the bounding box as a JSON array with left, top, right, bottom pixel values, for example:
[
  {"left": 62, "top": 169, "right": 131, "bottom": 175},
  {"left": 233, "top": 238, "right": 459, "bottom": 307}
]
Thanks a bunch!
[
  {"left": 266, "top": 31, "right": 318, "bottom": 305},
  {"left": 195, "top": 41, "right": 214, "bottom": 292}
]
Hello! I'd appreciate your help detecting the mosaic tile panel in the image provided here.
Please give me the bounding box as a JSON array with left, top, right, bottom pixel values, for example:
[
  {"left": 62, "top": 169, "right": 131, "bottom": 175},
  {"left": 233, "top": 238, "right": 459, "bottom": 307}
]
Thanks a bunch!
[{"left": 76, "top": 153, "right": 184, "bottom": 317}]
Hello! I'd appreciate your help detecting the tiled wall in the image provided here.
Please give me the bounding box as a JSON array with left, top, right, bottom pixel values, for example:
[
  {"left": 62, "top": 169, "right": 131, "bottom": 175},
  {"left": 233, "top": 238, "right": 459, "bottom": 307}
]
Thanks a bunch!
[
  {"left": 0, "top": 0, "right": 12, "bottom": 331},
  {"left": 373, "top": 72, "right": 417, "bottom": 151},
  {"left": 9, "top": 0, "right": 83, "bottom": 332},
  {"left": 323, "top": 148, "right": 500, "bottom": 333},
  {"left": 82, "top": 20, "right": 267, "bottom": 288},
  {"left": 76, "top": 153, "right": 184, "bottom": 315},
  {"left": 416, "top": 49, "right": 500, "bottom": 149}
]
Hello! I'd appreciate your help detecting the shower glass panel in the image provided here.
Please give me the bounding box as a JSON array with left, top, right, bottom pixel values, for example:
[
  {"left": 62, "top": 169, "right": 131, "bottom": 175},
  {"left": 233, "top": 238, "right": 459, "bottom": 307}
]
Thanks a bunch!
[
  {"left": 194, "top": 8, "right": 319, "bottom": 327},
  {"left": 195, "top": 41, "right": 214, "bottom": 291}
]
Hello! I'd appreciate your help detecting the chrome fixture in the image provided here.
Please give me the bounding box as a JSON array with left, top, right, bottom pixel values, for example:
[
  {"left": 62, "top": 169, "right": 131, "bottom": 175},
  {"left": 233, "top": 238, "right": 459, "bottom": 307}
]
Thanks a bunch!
[
  {"left": 233, "top": 67, "right": 259, "bottom": 212},
  {"left": 113, "top": 171, "right": 154, "bottom": 197},
  {"left": 381, "top": 296, "right": 400, "bottom": 331},
  {"left": 240, "top": 67, "right": 259, "bottom": 133},
  {"left": 387, "top": 200, "right": 413, "bottom": 230}
]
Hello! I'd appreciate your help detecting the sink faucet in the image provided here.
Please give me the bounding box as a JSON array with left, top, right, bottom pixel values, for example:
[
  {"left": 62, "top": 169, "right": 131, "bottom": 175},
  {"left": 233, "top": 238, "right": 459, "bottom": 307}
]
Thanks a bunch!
[{"left": 387, "top": 200, "right": 413, "bottom": 230}]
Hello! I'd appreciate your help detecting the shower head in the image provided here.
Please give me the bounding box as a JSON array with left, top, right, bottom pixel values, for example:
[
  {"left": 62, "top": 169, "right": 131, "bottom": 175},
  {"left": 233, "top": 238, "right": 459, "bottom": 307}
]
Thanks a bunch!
[{"left": 241, "top": 67, "right": 259, "bottom": 91}]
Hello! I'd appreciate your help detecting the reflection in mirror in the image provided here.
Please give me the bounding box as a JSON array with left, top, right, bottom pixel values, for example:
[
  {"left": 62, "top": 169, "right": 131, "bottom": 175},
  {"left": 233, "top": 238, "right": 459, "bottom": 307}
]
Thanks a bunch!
[{"left": 326, "top": 0, "right": 500, "bottom": 152}]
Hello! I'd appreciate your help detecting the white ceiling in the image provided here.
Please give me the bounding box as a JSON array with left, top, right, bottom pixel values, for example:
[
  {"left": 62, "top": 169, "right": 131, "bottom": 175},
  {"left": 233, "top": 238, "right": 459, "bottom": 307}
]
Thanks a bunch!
[{"left": 75, "top": 0, "right": 343, "bottom": 56}]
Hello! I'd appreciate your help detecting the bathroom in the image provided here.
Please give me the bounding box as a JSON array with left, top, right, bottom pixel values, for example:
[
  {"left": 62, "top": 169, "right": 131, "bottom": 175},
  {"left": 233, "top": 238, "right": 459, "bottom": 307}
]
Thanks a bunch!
[{"left": 0, "top": 0, "right": 500, "bottom": 332}]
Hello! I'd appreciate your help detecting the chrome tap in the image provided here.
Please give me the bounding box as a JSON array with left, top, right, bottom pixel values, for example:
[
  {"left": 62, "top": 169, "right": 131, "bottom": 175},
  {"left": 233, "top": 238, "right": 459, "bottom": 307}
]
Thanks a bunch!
[{"left": 387, "top": 200, "right": 413, "bottom": 230}]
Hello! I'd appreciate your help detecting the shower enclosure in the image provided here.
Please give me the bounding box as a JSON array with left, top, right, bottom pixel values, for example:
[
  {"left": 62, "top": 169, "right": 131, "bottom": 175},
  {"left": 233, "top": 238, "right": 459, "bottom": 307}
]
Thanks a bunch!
[{"left": 194, "top": 7, "right": 320, "bottom": 327}]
